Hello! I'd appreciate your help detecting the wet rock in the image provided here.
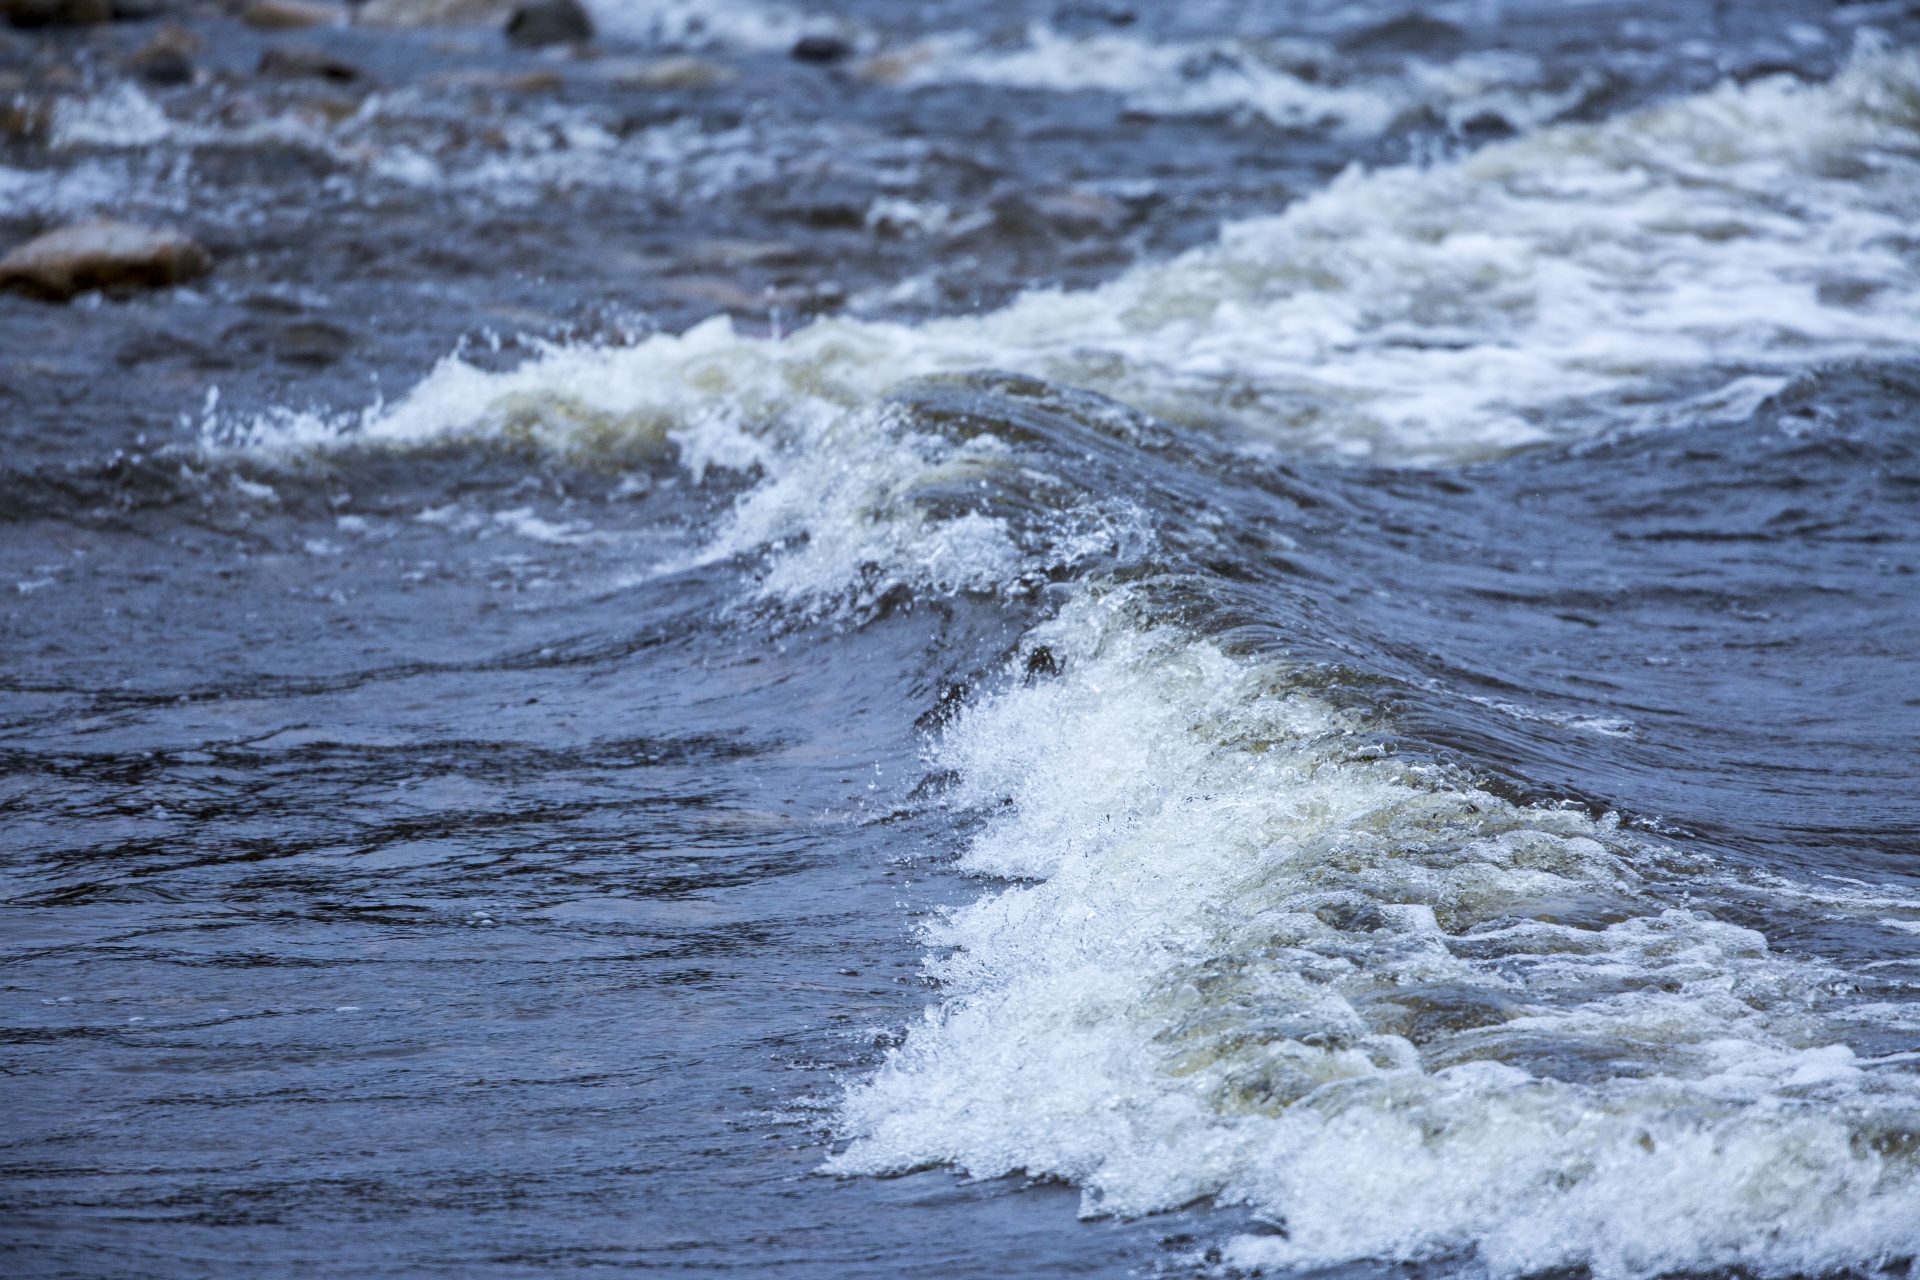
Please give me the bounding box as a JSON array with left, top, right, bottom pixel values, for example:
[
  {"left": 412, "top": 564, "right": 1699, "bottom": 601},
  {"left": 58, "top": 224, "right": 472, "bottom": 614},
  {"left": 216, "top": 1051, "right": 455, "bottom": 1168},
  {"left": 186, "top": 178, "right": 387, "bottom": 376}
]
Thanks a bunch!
[
  {"left": 125, "top": 25, "right": 201, "bottom": 86},
  {"left": 1, "top": 0, "right": 110, "bottom": 27},
  {"left": 1338, "top": 11, "right": 1466, "bottom": 55},
  {"left": 504, "top": 0, "right": 590, "bottom": 48},
  {"left": 354, "top": 0, "right": 508, "bottom": 28},
  {"left": 1357, "top": 985, "right": 1526, "bottom": 1046},
  {"left": 258, "top": 43, "right": 360, "bottom": 82},
  {"left": 132, "top": 47, "right": 194, "bottom": 85},
  {"left": 0, "top": 221, "right": 212, "bottom": 302},
  {"left": 790, "top": 34, "right": 852, "bottom": 64},
  {"left": 1456, "top": 111, "right": 1516, "bottom": 141},
  {"left": 240, "top": 0, "right": 346, "bottom": 30}
]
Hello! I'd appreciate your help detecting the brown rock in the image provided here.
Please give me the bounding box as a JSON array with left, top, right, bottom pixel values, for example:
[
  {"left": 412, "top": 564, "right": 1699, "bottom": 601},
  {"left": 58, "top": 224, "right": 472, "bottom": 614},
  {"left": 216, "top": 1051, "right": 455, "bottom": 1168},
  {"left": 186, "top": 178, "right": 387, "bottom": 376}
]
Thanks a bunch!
[
  {"left": 0, "top": 221, "right": 212, "bottom": 302},
  {"left": 240, "top": 0, "right": 346, "bottom": 30}
]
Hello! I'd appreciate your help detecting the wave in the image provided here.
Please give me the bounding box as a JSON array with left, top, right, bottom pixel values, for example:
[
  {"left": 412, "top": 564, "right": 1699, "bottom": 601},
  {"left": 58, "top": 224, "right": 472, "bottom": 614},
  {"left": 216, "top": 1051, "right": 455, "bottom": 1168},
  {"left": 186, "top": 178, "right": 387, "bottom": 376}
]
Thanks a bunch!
[{"left": 823, "top": 588, "right": 1920, "bottom": 1276}]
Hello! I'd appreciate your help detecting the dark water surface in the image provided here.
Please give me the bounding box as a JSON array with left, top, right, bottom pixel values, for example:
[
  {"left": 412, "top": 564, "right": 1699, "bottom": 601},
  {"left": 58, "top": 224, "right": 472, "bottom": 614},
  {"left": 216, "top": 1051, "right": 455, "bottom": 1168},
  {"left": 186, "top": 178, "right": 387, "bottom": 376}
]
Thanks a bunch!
[{"left": 4, "top": 1, "right": 1920, "bottom": 1277}]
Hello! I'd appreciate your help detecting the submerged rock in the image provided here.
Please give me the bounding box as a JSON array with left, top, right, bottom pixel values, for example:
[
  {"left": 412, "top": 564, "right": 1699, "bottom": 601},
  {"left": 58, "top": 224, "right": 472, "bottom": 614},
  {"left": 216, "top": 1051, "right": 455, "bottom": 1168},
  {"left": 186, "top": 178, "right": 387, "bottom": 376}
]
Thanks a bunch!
[
  {"left": 0, "top": 221, "right": 212, "bottom": 302},
  {"left": 504, "top": 0, "right": 590, "bottom": 48},
  {"left": 220, "top": 317, "right": 358, "bottom": 367},
  {"left": 258, "top": 44, "right": 361, "bottom": 81},
  {"left": 790, "top": 34, "right": 852, "bottom": 64},
  {"left": 240, "top": 0, "right": 346, "bottom": 30},
  {"left": 1337, "top": 11, "right": 1466, "bottom": 55}
]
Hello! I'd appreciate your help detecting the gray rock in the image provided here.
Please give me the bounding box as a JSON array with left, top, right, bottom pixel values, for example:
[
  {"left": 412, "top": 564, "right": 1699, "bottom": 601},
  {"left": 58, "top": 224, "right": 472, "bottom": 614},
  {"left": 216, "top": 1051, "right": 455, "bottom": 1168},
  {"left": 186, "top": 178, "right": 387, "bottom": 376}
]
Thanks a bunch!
[
  {"left": 504, "top": 0, "right": 589, "bottom": 48},
  {"left": 0, "top": 221, "right": 212, "bottom": 302}
]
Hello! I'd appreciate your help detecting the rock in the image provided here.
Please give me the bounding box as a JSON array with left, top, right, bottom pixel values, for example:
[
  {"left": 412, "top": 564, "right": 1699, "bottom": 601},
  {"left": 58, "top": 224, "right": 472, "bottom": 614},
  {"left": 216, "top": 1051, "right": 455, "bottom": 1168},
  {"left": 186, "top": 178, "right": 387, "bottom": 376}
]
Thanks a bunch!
[
  {"left": 353, "top": 0, "right": 508, "bottom": 29},
  {"left": 0, "top": 221, "right": 212, "bottom": 302},
  {"left": 258, "top": 43, "right": 360, "bottom": 81},
  {"left": 1051, "top": 2, "right": 1135, "bottom": 31},
  {"left": 132, "top": 47, "right": 194, "bottom": 85},
  {"left": 240, "top": 0, "right": 346, "bottom": 30},
  {"left": 1337, "top": 12, "right": 1466, "bottom": 55},
  {"left": 503, "top": 0, "right": 589, "bottom": 48},
  {"left": 1, "top": 0, "right": 111, "bottom": 27},
  {"left": 126, "top": 25, "right": 201, "bottom": 86},
  {"left": 790, "top": 34, "right": 852, "bottom": 64}
]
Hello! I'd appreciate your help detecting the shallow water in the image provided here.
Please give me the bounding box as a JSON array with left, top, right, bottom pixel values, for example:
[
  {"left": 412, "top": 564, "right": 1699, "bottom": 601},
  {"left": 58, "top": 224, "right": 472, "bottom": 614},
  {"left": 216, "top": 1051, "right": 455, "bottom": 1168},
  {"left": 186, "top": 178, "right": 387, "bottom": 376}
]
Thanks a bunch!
[{"left": 3, "top": 2, "right": 1920, "bottom": 1277}]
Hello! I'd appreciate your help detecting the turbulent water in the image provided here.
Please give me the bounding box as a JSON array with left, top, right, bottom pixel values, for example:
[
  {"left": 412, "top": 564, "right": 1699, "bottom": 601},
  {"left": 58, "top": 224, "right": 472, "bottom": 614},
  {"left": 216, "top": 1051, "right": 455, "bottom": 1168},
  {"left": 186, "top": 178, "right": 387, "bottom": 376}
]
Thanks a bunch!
[{"left": 4, "top": 1, "right": 1920, "bottom": 1277}]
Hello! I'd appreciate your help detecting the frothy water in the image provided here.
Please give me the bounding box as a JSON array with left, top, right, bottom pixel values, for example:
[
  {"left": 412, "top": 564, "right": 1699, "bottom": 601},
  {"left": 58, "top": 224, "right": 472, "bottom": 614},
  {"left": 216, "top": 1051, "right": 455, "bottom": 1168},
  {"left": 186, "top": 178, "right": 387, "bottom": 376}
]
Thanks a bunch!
[
  {"left": 827, "top": 595, "right": 1920, "bottom": 1276},
  {"left": 257, "top": 46, "right": 1920, "bottom": 465}
]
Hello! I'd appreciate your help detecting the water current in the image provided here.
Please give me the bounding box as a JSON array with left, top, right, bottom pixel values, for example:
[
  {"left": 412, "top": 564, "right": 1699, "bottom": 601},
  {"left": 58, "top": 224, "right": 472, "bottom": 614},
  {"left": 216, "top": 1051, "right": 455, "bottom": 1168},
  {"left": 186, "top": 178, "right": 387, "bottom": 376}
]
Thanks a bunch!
[{"left": 3, "top": 1, "right": 1920, "bottom": 1276}]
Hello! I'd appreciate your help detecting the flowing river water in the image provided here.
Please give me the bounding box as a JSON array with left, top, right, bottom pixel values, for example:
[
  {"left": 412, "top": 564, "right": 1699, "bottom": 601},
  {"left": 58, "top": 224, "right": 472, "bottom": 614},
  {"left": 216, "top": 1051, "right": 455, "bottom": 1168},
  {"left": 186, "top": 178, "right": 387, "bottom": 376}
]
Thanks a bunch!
[{"left": 3, "top": 1, "right": 1920, "bottom": 1276}]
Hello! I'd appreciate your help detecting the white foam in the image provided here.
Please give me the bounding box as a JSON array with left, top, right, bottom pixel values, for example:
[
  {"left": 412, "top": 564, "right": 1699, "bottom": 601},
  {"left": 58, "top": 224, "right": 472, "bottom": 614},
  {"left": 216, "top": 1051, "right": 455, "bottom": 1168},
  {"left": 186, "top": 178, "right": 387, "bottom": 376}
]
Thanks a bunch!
[
  {"left": 31, "top": 82, "right": 841, "bottom": 218},
  {"left": 860, "top": 26, "right": 1610, "bottom": 139},
  {"left": 0, "top": 162, "right": 135, "bottom": 219},
  {"left": 582, "top": 0, "right": 826, "bottom": 52},
  {"left": 246, "top": 47, "right": 1920, "bottom": 468},
  {"left": 860, "top": 26, "right": 1396, "bottom": 134},
  {"left": 825, "top": 592, "right": 1920, "bottom": 1277},
  {"left": 48, "top": 83, "right": 173, "bottom": 151}
]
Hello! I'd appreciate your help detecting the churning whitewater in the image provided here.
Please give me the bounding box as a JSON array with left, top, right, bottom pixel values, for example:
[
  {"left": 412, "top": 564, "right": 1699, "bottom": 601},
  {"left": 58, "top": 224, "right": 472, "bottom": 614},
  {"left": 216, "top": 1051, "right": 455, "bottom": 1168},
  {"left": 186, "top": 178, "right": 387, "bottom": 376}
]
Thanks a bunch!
[
  {"left": 206, "top": 46, "right": 1920, "bottom": 1277},
  {"left": 245, "top": 43, "right": 1920, "bottom": 467}
]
